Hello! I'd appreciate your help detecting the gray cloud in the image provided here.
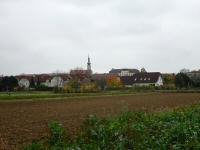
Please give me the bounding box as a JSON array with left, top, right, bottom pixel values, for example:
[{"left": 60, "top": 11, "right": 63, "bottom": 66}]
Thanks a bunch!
[{"left": 0, "top": 0, "right": 200, "bottom": 75}]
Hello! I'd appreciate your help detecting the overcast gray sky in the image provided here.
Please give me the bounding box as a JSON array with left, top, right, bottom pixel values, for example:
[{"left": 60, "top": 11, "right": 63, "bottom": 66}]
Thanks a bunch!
[{"left": 0, "top": 0, "right": 200, "bottom": 75}]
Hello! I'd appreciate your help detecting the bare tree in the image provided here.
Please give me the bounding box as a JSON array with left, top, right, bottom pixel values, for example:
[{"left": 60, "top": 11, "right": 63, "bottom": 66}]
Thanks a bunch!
[
  {"left": 70, "top": 67, "right": 89, "bottom": 81},
  {"left": 180, "top": 68, "right": 190, "bottom": 73}
]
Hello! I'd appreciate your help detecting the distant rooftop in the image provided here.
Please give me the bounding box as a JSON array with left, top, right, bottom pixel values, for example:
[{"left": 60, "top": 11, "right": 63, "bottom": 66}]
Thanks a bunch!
[{"left": 109, "top": 68, "right": 140, "bottom": 74}]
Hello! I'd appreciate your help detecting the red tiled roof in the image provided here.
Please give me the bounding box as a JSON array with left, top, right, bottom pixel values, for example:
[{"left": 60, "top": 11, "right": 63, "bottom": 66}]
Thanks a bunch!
[
  {"left": 36, "top": 74, "right": 52, "bottom": 82},
  {"left": 15, "top": 75, "right": 34, "bottom": 81},
  {"left": 92, "top": 74, "right": 107, "bottom": 80},
  {"left": 55, "top": 74, "right": 71, "bottom": 81},
  {"left": 92, "top": 74, "right": 118, "bottom": 80},
  {"left": 15, "top": 73, "right": 71, "bottom": 83}
]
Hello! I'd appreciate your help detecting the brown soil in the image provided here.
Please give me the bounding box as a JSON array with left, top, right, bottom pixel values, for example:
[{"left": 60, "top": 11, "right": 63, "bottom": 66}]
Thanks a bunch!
[{"left": 0, "top": 93, "right": 200, "bottom": 150}]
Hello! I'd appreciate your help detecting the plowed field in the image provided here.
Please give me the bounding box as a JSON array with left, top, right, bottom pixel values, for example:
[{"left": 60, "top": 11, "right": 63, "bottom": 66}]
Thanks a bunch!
[{"left": 1, "top": 93, "right": 200, "bottom": 150}]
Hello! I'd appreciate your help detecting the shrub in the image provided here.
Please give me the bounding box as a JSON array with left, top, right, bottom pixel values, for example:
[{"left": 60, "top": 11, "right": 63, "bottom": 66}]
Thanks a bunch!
[
  {"left": 80, "top": 83, "right": 99, "bottom": 93},
  {"left": 23, "top": 142, "right": 43, "bottom": 150},
  {"left": 24, "top": 106, "right": 200, "bottom": 150},
  {"left": 35, "top": 85, "right": 53, "bottom": 91},
  {"left": 24, "top": 122, "right": 69, "bottom": 150},
  {"left": 63, "top": 80, "right": 81, "bottom": 93},
  {"left": 48, "top": 122, "right": 68, "bottom": 148}
]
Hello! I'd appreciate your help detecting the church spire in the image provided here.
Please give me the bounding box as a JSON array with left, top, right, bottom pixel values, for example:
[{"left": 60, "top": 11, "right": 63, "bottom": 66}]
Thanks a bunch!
[
  {"left": 87, "top": 55, "right": 92, "bottom": 75},
  {"left": 88, "top": 55, "right": 91, "bottom": 65}
]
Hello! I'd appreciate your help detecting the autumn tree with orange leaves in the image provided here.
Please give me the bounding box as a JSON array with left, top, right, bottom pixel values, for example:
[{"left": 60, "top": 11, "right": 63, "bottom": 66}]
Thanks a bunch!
[{"left": 106, "top": 75, "right": 123, "bottom": 89}]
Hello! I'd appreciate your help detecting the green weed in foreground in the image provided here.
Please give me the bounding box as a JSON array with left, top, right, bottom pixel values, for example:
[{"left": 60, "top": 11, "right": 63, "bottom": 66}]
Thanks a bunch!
[{"left": 24, "top": 106, "right": 200, "bottom": 150}]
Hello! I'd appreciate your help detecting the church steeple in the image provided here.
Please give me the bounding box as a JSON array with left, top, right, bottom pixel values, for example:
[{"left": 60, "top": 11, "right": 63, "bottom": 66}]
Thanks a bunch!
[{"left": 87, "top": 55, "right": 92, "bottom": 74}]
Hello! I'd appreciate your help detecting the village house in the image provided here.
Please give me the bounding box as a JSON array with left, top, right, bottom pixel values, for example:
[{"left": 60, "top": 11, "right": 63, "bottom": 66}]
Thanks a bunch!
[
  {"left": 49, "top": 74, "right": 71, "bottom": 88},
  {"left": 16, "top": 75, "right": 34, "bottom": 89},
  {"left": 38, "top": 74, "right": 71, "bottom": 88},
  {"left": 16, "top": 74, "right": 70, "bottom": 89},
  {"left": 120, "top": 72, "right": 163, "bottom": 87},
  {"left": 37, "top": 74, "right": 52, "bottom": 87}
]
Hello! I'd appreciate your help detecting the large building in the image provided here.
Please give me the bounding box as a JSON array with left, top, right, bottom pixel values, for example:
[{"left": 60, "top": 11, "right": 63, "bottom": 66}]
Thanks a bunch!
[
  {"left": 120, "top": 72, "right": 163, "bottom": 87},
  {"left": 109, "top": 68, "right": 140, "bottom": 77}
]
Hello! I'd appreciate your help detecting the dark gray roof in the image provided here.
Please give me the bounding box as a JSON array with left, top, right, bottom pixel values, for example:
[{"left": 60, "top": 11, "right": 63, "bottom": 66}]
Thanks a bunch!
[
  {"left": 109, "top": 68, "right": 140, "bottom": 74},
  {"left": 120, "top": 72, "right": 161, "bottom": 85}
]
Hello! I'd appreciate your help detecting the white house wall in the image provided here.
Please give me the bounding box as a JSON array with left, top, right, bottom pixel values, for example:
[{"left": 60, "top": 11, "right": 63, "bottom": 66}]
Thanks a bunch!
[
  {"left": 156, "top": 76, "right": 163, "bottom": 86},
  {"left": 50, "top": 76, "right": 64, "bottom": 88},
  {"left": 18, "top": 79, "right": 30, "bottom": 88},
  {"left": 119, "top": 71, "right": 135, "bottom": 77},
  {"left": 133, "top": 83, "right": 155, "bottom": 87}
]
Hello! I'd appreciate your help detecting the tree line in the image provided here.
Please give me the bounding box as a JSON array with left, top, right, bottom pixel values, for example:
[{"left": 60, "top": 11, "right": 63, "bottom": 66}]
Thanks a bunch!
[
  {"left": 0, "top": 76, "right": 18, "bottom": 91},
  {"left": 175, "top": 73, "right": 200, "bottom": 89}
]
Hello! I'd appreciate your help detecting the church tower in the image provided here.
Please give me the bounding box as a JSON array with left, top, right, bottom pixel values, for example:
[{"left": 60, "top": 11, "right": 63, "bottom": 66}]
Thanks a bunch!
[{"left": 87, "top": 56, "right": 92, "bottom": 75}]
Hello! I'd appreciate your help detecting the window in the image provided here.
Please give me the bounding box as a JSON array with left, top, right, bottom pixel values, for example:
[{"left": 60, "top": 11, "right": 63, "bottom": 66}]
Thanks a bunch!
[
  {"left": 148, "top": 78, "right": 150, "bottom": 80},
  {"left": 144, "top": 78, "right": 146, "bottom": 80},
  {"left": 135, "top": 78, "right": 137, "bottom": 81}
]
